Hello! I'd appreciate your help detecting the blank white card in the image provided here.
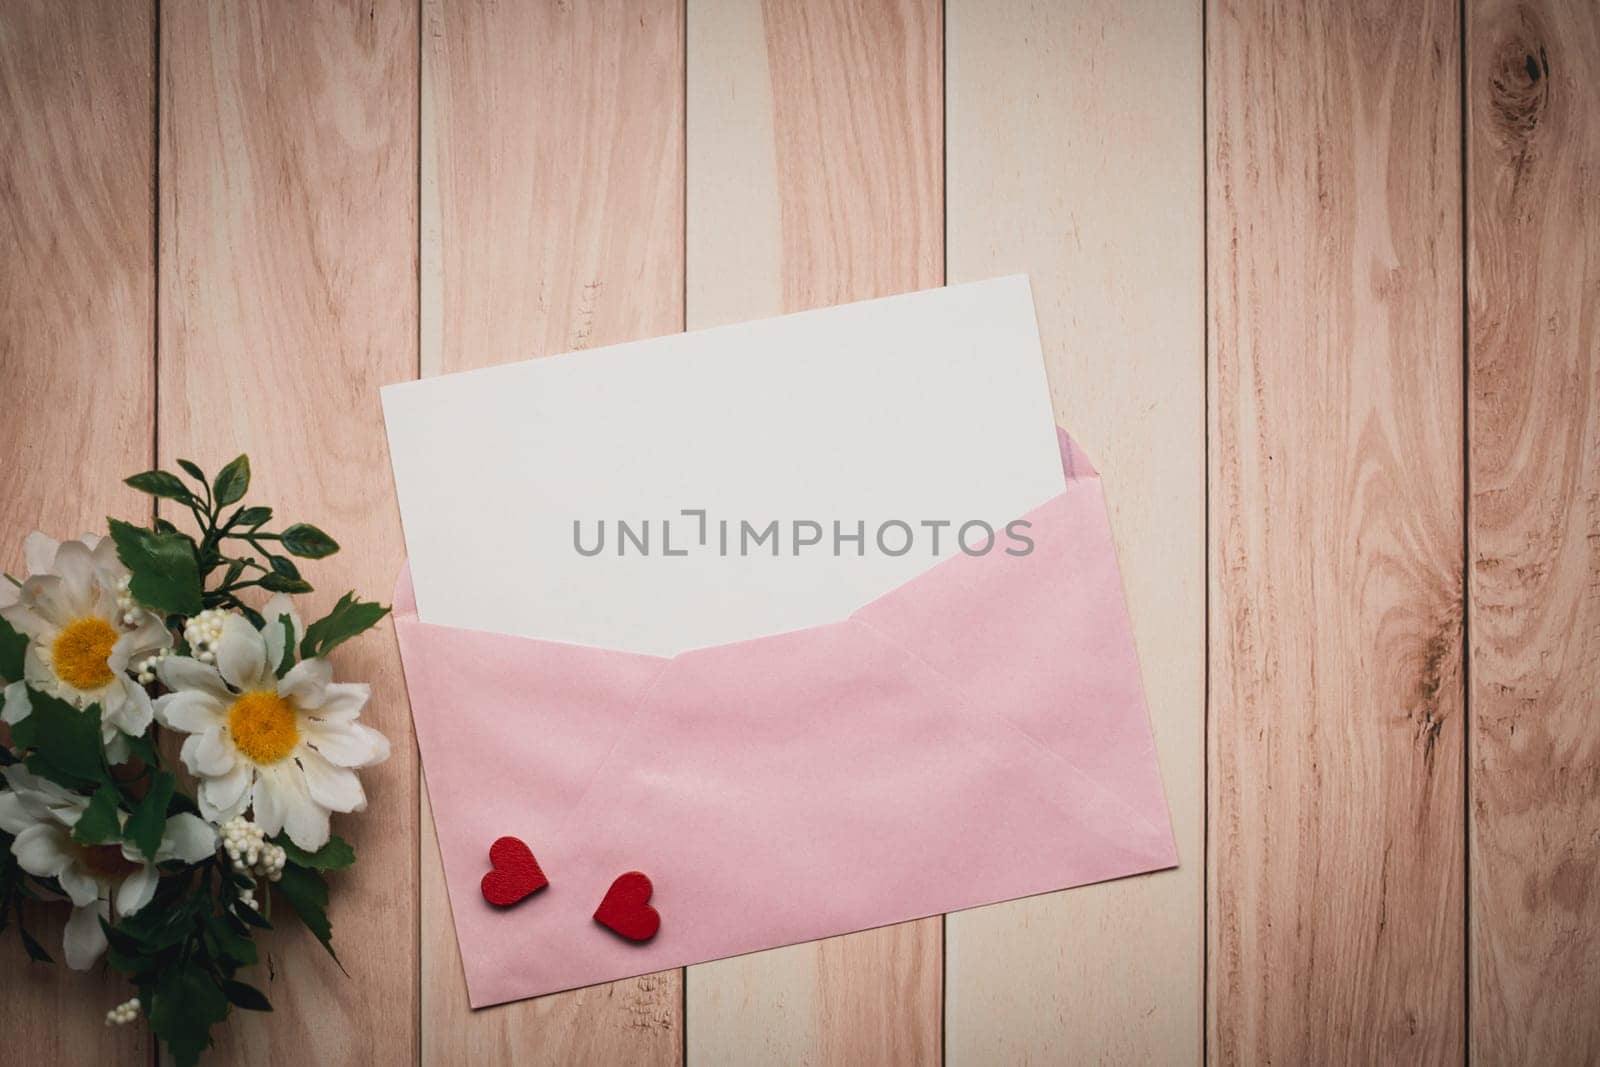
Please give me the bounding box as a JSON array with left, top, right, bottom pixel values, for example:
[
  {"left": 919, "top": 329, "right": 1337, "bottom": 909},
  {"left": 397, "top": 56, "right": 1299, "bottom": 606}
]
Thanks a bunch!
[{"left": 381, "top": 276, "right": 1066, "bottom": 656}]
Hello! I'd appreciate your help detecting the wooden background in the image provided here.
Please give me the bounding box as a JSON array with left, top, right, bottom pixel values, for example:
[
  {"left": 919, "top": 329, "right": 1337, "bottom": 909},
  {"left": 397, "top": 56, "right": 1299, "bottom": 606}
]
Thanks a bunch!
[{"left": 0, "top": 0, "right": 1594, "bottom": 1062}]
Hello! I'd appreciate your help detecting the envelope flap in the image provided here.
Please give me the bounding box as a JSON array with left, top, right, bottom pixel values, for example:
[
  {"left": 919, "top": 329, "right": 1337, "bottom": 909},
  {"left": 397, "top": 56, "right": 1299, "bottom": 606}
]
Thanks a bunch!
[
  {"left": 1057, "top": 427, "right": 1099, "bottom": 480},
  {"left": 392, "top": 606, "right": 669, "bottom": 1001},
  {"left": 458, "top": 617, "right": 1172, "bottom": 1005},
  {"left": 853, "top": 444, "right": 1171, "bottom": 841}
]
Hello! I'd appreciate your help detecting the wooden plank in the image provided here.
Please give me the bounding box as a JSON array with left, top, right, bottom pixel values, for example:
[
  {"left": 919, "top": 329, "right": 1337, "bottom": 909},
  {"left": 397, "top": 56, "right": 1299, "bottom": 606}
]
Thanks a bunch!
[
  {"left": 1467, "top": 1, "right": 1600, "bottom": 1060},
  {"left": 683, "top": 2, "right": 942, "bottom": 1061},
  {"left": 419, "top": 1, "right": 684, "bottom": 1060},
  {"left": 942, "top": 0, "right": 1205, "bottom": 1061},
  {"left": 158, "top": 1, "right": 418, "bottom": 1061},
  {"left": 0, "top": 1, "right": 154, "bottom": 1061},
  {"left": 1207, "top": 0, "right": 1466, "bottom": 1061}
]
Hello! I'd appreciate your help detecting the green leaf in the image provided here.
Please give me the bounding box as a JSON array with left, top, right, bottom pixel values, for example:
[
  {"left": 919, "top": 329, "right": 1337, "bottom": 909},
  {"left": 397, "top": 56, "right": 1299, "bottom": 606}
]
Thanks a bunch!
[
  {"left": 273, "top": 832, "right": 355, "bottom": 870},
  {"left": 150, "top": 963, "right": 230, "bottom": 1067},
  {"left": 273, "top": 615, "right": 296, "bottom": 678},
  {"left": 268, "top": 555, "right": 301, "bottom": 580},
  {"left": 276, "top": 864, "right": 343, "bottom": 971},
  {"left": 213, "top": 454, "right": 251, "bottom": 507},
  {"left": 124, "top": 470, "right": 194, "bottom": 503},
  {"left": 100, "top": 915, "right": 152, "bottom": 962},
  {"left": 0, "top": 613, "right": 25, "bottom": 682},
  {"left": 126, "top": 770, "right": 176, "bottom": 860},
  {"left": 17, "top": 691, "right": 104, "bottom": 788},
  {"left": 71, "top": 785, "right": 122, "bottom": 845},
  {"left": 175, "top": 458, "right": 207, "bottom": 484},
  {"left": 279, "top": 523, "right": 339, "bottom": 559},
  {"left": 220, "top": 559, "right": 247, "bottom": 589},
  {"left": 258, "top": 572, "right": 313, "bottom": 595},
  {"left": 204, "top": 912, "right": 258, "bottom": 967},
  {"left": 229, "top": 505, "right": 273, "bottom": 528},
  {"left": 114, "top": 886, "right": 193, "bottom": 950},
  {"left": 108, "top": 518, "right": 203, "bottom": 616},
  {"left": 233, "top": 899, "right": 272, "bottom": 929},
  {"left": 299, "top": 593, "right": 389, "bottom": 660},
  {"left": 221, "top": 979, "right": 272, "bottom": 1012}
]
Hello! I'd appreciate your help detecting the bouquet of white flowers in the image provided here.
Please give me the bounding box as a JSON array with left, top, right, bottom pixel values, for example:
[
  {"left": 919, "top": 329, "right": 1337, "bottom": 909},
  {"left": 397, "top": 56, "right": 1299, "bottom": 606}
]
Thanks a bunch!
[{"left": 0, "top": 455, "right": 390, "bottom": 1065}]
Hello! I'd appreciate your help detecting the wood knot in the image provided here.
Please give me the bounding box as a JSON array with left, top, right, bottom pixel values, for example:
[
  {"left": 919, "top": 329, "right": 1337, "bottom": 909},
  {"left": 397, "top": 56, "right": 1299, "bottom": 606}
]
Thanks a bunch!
[{"left": 1488, "top": 33, "right": 1551, "bottom": 141}]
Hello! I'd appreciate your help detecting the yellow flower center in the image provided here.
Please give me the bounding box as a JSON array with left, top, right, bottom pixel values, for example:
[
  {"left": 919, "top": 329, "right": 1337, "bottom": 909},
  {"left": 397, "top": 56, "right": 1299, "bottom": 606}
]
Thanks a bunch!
[
  {"left": 50, "top": 617, "right": 120, "bottom": 691},
  {"left": 227, "top": 690, "right": 301, "bottom": 765}
]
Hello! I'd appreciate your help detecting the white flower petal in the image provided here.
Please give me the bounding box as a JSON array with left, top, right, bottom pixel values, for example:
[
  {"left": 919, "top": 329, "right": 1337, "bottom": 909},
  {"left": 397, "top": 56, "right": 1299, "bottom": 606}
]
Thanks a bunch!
[
  {"left": 262, "top": 594, "right": 305, "bottom": 645},
  {"left": 0, "top": 792, "right": 33, "bottom": 835},
  {"left": 22, "top": 532, "right": 59, "bottom": 577},
  {"left": 298, "top": 748, "right": 366, "bottom": 814},
  {"left": 278, "top": 767, "right": 331, "bottom": 851},
  {"left": 27, "top": 571, "right": 84, "bottom": 620},
  {"left": 158, "top": 656, "right": 233, "bottom": 701},
  {"left": 181, "top": 725, "right": 237, "bottom": 777},
  {"left": 157, "top": 813, "right": 219, "bottom": 864},
  {"left": 260, "top": 594, "right": 305, "bottom": 675},
  {"left": 250, "top": 766, "right": 287, "bottom": 837},
  {"left": 252, "top": 764, "right": 330, "bottom": 850},
  {"left": 22, "top": 647, "right": 57, "bottom": 692},
  {"left": 1, "top": 595, "right": 56, "bottom": 638},
  {"left": 58, "top": 864, "right": 104, "bottom": 908},
  {"left": 11, "top": 822, "right": 74, "bottom": 878},
  {"left": 199, "top": 764, "right": 253, "bottom": 822},
  {"left": 306, "top": 682, "right": 370, "bottom": 724},
  {"left": 93, "top": 583, "right": 120, "bottom": 625},
  {"left": 89, "top": 535, "right": 123, "bottom": 576},
  {"left": 117, "top": 616, "right": 174, "bottom": 662},
  {"left": 3, "top": 765, "right": 88, "bottom": 823},
  {"left": 216, "top": 614, "right": 269, "bottom": 691},
  {"left": 263, "top": 619, "right": 286, "bottom": 677},
  {"left": 115, "top": 863, "right": 158, "bottom": 916},
  {"left": 279, "top": 658, "right": 332, "bottom": 708},
  {"left": 102, "top": 678, "right": 154, "bottom": 737},
  {"left": 154, "top": 688, "right": 227, "bottom": 734},
  {"left": 102, "top": 729, "right": 131, "bottom": 766},
  {"left": 51, "top": 539, "right": 98, "bottom": 608},
  {"left": 63, "top": 899, "right": 109, "bottom": 970},
  {"left": 303, "top": 720, "right": 389, "bottom": 768},
  {"left": 2, "top": 680, "right": 31, "bottom": 724}
]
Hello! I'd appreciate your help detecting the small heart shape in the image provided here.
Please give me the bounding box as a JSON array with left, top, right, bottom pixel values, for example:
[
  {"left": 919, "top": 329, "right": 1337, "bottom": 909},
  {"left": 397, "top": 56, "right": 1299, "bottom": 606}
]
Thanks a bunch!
[
  {"left": 593, "top": 871, "right": 660, "bottom": 942},
  {"left": 480, "top": 836, "right": 549, "bottom": 907}
]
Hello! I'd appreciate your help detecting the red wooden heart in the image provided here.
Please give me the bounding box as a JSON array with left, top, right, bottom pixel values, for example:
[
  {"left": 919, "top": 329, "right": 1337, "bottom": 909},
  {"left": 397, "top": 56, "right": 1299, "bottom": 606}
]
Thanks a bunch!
[
  {"left": 480, "top": 836, "right": 549, "bottom": 907},
  {"left": 593, "top": 871, "right": 659, "bottom": 942}
]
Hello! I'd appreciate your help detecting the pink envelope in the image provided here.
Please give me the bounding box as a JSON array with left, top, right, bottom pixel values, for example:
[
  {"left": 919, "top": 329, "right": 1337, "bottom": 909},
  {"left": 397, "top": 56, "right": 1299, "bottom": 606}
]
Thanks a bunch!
[{"left": 394, "top": 430, "right": 1177, "bottom": 1007}]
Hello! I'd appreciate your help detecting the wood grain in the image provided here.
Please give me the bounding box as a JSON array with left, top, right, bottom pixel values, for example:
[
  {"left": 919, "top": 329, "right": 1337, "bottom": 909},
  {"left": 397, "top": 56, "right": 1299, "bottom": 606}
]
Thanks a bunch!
[
  {"left": 419, "top": 1, "right": 684, "bottom": 1061},
  {"left": 1467, "top": 1, "right": 1600, "bottom": 1061},
  {"left": 943, "top": 0, "right": 1205, "bottom": 1061},
  {"left": 1208, "top": 0, "right": 1466, "bottom": 1062},
  {"left": 158, "top": 1, "right": 419, "bottom": 1061},
  {"left": 0, "top": 1, "right": 154, "bottom": 1060},
  {"left": 684, "top": 1, "right": 943, "bottom": 1061}
]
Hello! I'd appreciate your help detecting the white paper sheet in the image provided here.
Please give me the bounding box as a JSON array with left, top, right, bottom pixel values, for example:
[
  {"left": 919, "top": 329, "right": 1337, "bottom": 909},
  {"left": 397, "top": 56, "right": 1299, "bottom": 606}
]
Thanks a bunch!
[{"left": 381, "top": 275, "right": 1065, "bottom": 656}]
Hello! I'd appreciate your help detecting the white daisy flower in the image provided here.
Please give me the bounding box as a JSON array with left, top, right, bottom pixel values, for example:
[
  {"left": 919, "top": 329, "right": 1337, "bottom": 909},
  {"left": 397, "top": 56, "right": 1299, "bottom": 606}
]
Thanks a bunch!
[
  {"left": 0, "top": 533, "right": 172, "bottom": 762},
  {"left": 0, "top": 765, "right": 216, "bottom": 968},
  {"left": 154, "top": 596, "right": 389, "bottom": 851}
]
